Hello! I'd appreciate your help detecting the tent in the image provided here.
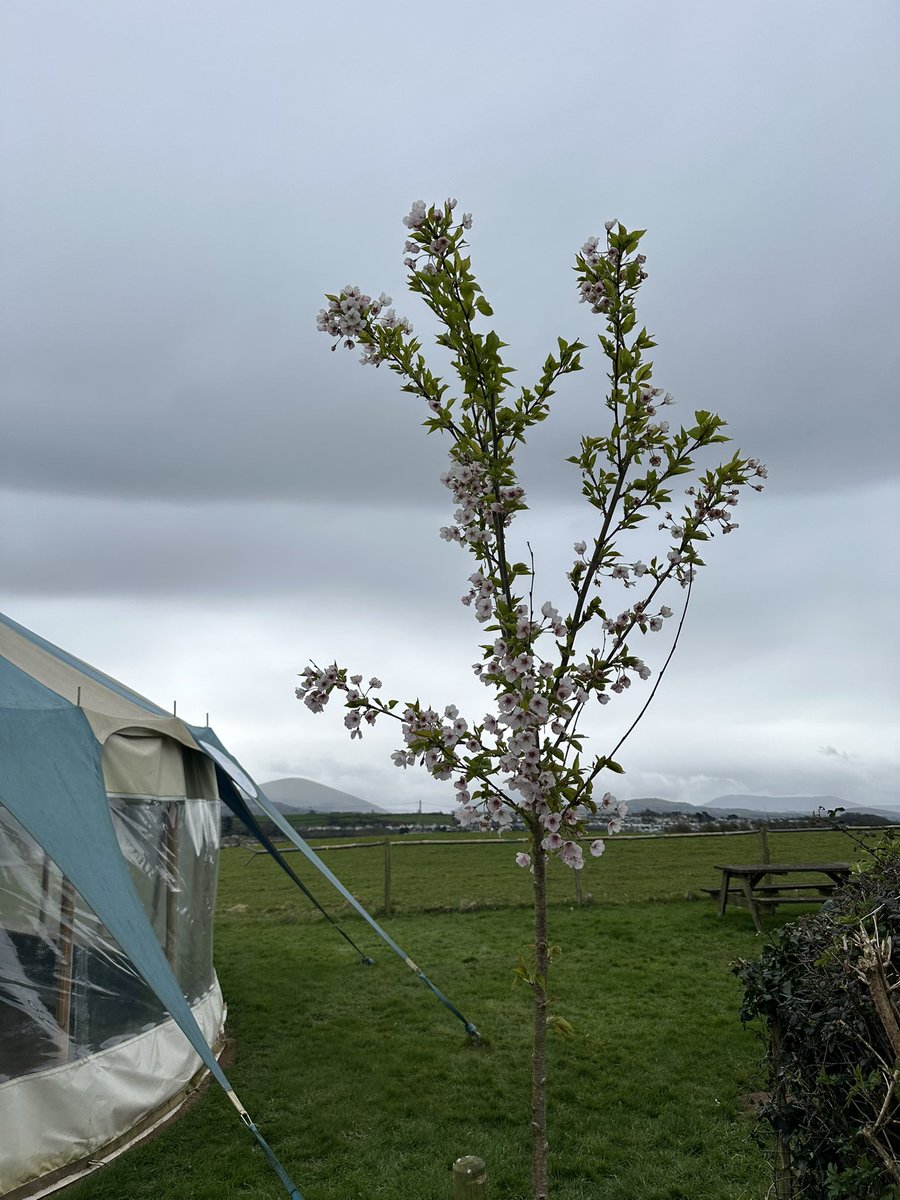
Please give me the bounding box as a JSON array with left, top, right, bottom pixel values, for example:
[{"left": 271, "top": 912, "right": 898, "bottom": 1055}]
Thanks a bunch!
[{"left": 0, "top": 612, "right": 476, "bottom": 1200}]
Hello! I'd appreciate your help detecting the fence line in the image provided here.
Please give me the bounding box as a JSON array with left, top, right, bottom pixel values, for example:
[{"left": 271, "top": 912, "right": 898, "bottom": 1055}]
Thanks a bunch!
[
  {"left": 243, "top": 824, "right": 899, "bottom": 916},
  {"left": 248, "top": 823, "right": 900, "bottom": 854}
]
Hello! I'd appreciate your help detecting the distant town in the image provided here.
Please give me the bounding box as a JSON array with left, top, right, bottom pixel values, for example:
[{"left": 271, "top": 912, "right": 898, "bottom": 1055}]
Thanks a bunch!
[{"left": 220, "top": 777, "right": 899, "bottom": 842}]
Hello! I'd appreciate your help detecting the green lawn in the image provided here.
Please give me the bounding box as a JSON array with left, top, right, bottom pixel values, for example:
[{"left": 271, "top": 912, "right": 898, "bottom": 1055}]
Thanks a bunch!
[{"left": 63, "top": 828, "right": 868, "bottom": 1200}]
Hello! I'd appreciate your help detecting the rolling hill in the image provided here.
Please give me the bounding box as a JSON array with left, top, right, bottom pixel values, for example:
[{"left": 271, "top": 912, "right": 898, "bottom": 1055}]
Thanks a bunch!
[{"left": 259, "top": 776, "right": 384, "bottom": 813}]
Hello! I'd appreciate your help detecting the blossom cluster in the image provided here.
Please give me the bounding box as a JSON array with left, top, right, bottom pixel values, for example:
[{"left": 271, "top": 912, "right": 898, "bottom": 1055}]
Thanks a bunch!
[
  {"left": 439, "top": 461, "right": 525, "bottom": 550},
  {"left": 402, "top": 198, "right": 473, "bottom": 272},
  {"left": 296, "top": 641, "right": 630, "bottom": 867},
  {"left": 296, "top": 665, "right": 382, "bottom": 739},
  {"left": 316, "top": 286, "right": 411, "bottom": 364},
  {"left": 577, "top": 221, "right": 648, "bottom": 314}
]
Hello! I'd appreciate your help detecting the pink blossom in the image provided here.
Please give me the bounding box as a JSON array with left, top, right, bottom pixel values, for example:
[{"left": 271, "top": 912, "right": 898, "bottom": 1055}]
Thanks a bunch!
[
  {"left": 590, "top": 839, "right": 606, "bottom": 857},
  {"left": 516, "top": 852, "right": 531, "bottom": 869},
  {"left": 560, "top": 841, "right": 584, "bottom": 870},
  {"left": 402, "top": 200, "right": 427, "bottom": 229}
]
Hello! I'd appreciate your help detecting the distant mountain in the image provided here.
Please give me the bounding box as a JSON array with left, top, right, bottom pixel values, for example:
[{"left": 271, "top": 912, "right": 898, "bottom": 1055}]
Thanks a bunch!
[
  {"left": 710, "top": 794, "right": 847, "bottom": 815},
  {"left": 259, "top": 777, "right": 385, "bottom": 814},
  {"left": 629, "top": 794, "right": 900, "bottom": 821},
  {"left": 627, "top": 797, "right": 688, "bottom": 815}
]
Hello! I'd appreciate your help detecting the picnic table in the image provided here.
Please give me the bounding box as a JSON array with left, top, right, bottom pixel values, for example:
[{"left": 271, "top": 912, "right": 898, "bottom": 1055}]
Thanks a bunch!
[{"left": 707, "top": 862, "right": 852, "bottom": 933}]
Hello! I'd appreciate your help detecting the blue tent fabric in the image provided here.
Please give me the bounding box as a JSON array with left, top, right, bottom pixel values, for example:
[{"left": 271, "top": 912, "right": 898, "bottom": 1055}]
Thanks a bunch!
[{"left": 0, "top": 654, "right": 71, "bottom": 710}]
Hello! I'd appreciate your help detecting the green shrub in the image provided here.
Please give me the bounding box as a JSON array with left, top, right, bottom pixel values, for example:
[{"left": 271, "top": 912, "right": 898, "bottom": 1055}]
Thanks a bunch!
[{"left": 737, "top": 840, "right": 900, "bottom": 1199}]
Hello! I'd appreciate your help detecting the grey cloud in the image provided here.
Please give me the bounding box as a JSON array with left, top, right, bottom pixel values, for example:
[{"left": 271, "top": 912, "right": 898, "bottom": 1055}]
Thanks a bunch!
[
  {"left": 4, "top": 3, "right": 898, "bottom": 509},
  {"left": 819, "top": 745, "right": 854, "bottom": 761},
  {"left": 0, "top": 491, "right": 459, "bottom": 601}
]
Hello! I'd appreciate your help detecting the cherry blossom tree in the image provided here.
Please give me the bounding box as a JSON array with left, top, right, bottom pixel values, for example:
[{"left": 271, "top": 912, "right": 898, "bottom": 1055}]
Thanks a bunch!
[{"left": 302, "top": 200, "right": 765, "bottom": 1199}]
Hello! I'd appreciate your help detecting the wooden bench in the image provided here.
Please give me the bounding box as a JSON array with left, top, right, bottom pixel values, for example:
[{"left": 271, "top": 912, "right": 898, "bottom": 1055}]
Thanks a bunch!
[{"left": 708, "top": 863, "right": 852, "bottom": 932}]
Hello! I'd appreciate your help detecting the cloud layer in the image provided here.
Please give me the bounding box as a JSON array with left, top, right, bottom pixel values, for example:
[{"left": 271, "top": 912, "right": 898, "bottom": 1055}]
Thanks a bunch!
[{"left": 3, "top": 1, "right": 898, "bottom": 811}]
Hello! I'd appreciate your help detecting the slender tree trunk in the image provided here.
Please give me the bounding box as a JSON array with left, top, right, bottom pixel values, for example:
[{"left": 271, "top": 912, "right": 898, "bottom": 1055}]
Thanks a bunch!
[{"left": 531, "top": 826, "right": 550, "bottom": 1200}]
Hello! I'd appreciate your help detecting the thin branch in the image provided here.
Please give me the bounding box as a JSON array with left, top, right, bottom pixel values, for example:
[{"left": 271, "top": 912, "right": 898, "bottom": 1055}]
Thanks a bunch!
[
  {"left": 572, "top": 574, "right": 692, "bottom": 804},
  {"left": 861, "top": 1125, "right": 900, "bottom": 1183},
  {"left": 607, "top": 574, "right": 692, "bottom": 764}
]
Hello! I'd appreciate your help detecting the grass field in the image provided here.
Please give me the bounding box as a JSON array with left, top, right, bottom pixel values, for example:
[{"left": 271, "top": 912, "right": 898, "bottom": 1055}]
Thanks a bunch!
[
  {"left": 63, "top": 826, "right": 871, "bottom": 1200},
  {"left": 239, "top": 825, "right": 861, "bottom": 914}
]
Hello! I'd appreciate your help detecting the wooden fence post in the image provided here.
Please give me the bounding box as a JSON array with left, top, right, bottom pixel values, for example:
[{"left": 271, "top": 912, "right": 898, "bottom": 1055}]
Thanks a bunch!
[
  {"left": 383, "top": 838, "right": 392, "bottom": 915},
  {"left": 759, "top": 824, "right": 770, "bottom": 864},
  {"left": 771, "top": 1013, "right": 794, "bottom": 1198},
  {"left": 759, "top": 823, "right": 772, "bottom": 888}
]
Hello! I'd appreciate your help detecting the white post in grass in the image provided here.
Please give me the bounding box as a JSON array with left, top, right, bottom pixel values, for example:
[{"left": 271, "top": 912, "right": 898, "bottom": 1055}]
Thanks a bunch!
[{"left": 452, "top": 1156, "right": 487, "bottom": 1198}]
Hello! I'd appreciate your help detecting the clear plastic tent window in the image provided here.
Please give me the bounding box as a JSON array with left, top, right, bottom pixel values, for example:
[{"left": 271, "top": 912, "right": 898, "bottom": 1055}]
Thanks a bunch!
[{"left": 0, "top": 783, "right": 219, "bottom": 1083}]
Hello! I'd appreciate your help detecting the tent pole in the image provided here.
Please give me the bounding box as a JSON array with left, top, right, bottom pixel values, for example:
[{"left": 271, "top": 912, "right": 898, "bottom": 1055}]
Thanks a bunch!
[
  {"left": 164, "top": 805, "right": 179, "bottom": 965},
  {"left": 38, "top": 852, "right": 52, "bottom": 927},
  {"left": 54, "top": 878, "right": 76, "bottom": 1061}
]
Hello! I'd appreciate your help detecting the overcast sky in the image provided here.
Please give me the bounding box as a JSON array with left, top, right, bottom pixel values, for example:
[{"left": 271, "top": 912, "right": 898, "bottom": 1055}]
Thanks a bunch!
[{"left": 2, "top": 1, "right": 898, "bottom": 813}]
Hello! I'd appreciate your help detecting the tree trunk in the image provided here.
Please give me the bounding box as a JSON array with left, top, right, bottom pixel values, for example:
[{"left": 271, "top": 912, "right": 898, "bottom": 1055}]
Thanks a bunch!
[{"left": 531, "top": 826, "right": 550, "bottom": 1200}]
